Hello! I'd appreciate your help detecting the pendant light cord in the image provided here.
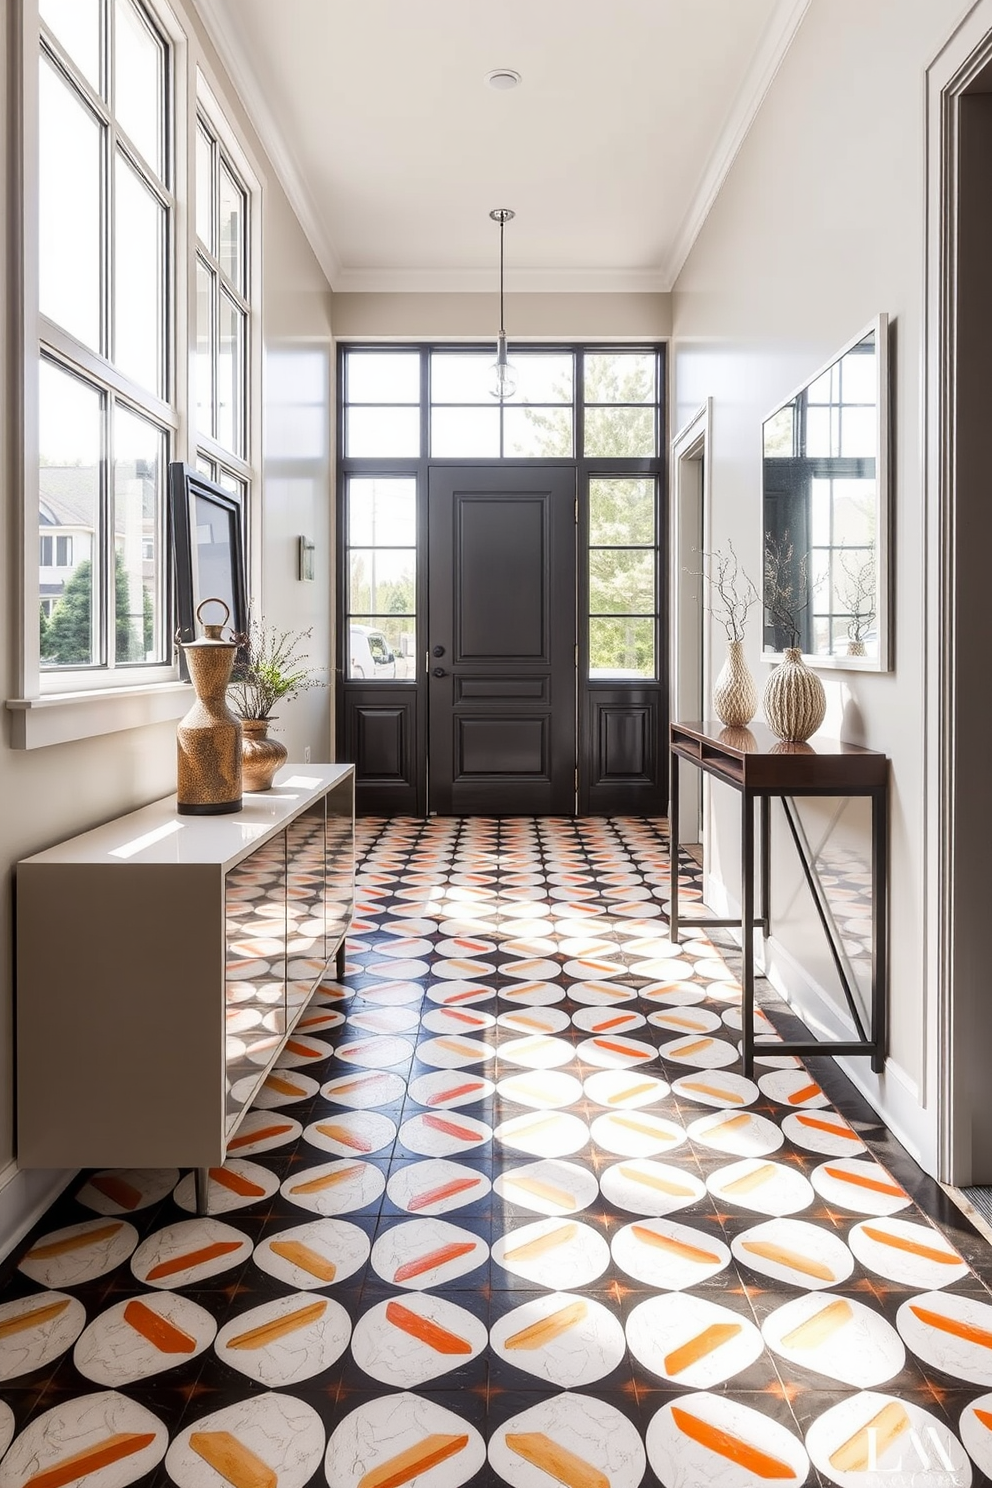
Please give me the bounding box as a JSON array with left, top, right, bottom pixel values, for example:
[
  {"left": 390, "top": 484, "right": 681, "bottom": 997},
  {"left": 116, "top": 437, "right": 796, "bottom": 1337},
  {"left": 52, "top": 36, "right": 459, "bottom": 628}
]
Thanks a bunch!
[{"left": 499, "top": 213, "right": 506, "bottom": 336}]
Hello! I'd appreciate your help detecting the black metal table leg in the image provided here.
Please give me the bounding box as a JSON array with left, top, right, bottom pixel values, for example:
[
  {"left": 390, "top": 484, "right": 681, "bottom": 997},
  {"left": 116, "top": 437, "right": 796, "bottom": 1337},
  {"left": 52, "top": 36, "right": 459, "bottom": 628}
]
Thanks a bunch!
[
  {"left": 760, "top": 794, "right": 771, "bottom": 935},
  {"left": 871, "top": 784, "right": 888, "bottom": 1074},
  {"left": 335, "top": 938, "right": 346, "bottom": 980},
  {"left": 741, "top": 788, "right": 756, "bottom": 1078},
  {"left": 669, "top": 749, "right": 681, "bottom": 945}
]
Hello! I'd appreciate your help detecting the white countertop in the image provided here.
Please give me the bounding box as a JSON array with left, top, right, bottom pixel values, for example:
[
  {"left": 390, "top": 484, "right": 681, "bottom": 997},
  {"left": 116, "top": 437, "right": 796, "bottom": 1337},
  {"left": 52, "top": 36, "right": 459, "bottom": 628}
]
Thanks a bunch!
[{"left": 19, "top": 763, "right": 354, "bottom": 870}]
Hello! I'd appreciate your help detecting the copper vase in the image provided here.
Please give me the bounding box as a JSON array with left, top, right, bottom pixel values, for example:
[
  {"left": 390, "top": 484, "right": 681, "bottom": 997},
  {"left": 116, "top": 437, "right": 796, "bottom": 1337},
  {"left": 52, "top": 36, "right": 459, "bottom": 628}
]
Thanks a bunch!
[
  {"left": 176, "top": 598, "right": 242, "bottom": 815},
  {"left": 241, "top": 718, "right": 289, "bottom": 792}
]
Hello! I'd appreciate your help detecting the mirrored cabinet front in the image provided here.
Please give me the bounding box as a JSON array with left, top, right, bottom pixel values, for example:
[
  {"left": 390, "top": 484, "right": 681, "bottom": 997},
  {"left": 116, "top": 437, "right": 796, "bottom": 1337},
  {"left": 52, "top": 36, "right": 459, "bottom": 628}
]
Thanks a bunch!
[{"left": 762, "top": 313, "right": 889, "bottom": 670}]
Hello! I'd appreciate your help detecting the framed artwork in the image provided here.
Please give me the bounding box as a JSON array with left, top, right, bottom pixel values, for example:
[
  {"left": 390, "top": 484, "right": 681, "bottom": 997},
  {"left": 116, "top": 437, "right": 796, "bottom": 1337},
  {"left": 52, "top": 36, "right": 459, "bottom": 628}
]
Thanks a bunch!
[{"left": 168, "top": 463, "right": 248, "bottom": 659}]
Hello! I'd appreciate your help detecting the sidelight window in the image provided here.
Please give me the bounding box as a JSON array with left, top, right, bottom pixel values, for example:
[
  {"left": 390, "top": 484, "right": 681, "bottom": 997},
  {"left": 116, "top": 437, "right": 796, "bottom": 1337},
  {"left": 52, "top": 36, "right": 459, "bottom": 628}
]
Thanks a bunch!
[
  {"left": 587, "top": 478, "right": 657, "bottom": 678},
  {"left": 345, "top": 477, "right": 417, "bottom": 679}
]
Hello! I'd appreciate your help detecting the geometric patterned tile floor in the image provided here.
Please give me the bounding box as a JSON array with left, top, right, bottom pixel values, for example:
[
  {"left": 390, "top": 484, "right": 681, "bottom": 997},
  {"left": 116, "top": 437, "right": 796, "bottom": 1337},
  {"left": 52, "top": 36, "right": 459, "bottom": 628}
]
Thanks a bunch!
[{"left": 1, "top": 814, "right": 990, "bottom": 1487}]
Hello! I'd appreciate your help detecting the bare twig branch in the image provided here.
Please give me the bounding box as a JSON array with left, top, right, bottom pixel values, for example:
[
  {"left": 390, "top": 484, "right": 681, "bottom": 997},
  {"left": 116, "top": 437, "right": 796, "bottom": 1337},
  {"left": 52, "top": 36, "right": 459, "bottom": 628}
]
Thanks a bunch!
[
  {"left": 837, "top": 545, "right": 876, "bottom": 643},
  {"left": 764, "top": 531, "right": 811, "bottom": 649},
  {"left": 685, "top": 542, "right": 759, "bottom": 644}
]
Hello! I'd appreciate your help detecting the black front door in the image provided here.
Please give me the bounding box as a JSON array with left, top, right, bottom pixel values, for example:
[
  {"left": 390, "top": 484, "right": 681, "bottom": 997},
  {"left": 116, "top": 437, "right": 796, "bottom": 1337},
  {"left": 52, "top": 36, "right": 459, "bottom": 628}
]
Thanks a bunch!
[{"left": 427, "top": 466, "right": 577, "bottom": 815}]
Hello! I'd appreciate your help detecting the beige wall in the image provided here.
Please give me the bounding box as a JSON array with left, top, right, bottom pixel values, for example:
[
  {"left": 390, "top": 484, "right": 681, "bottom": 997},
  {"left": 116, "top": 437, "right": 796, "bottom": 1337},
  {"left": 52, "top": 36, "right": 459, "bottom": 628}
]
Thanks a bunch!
[
  {"left": 671, "top": 0, "right": 966, "bottom": 1173},
  {"left": 0, "top": 1, "right": 334, "bottom": 1251},
  {"left": 331, "top": 291, "right": 671, "bottom": 342}
]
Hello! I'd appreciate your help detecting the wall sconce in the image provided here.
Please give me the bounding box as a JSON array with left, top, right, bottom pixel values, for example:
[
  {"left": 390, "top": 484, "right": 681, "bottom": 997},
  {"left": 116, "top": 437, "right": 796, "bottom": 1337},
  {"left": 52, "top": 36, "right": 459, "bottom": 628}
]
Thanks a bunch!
[{"left": 298, "top": 536, "right": 315, "bottom": 582}]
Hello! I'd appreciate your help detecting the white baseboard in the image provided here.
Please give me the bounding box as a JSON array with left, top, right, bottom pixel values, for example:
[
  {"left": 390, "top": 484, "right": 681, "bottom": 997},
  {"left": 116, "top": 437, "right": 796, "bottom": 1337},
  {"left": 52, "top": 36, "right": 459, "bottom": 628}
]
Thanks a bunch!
[
  {"left": 701, "top": 871, "right": 937, "bottom": 1176},
  {"left": 0, "top": 1164, "right": 77, "bottom": 1265}
]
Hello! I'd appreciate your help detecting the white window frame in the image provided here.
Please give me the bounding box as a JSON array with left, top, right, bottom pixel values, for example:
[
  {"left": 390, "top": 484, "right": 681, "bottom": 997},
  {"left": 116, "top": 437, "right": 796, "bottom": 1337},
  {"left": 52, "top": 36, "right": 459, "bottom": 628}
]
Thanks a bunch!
[{"left": 8, "top": 0, "right": 263, "bottom": 748}]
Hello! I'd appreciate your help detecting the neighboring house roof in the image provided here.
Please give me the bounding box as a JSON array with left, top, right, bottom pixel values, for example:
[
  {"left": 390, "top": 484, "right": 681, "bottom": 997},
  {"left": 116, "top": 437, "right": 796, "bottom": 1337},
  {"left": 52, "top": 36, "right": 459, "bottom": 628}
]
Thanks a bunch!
[
  {"left": 39, "top": 465, "right": 156, "bottom": 534},
  {"left": 39, "top": 468, "right": 97, "bottom": 529}
]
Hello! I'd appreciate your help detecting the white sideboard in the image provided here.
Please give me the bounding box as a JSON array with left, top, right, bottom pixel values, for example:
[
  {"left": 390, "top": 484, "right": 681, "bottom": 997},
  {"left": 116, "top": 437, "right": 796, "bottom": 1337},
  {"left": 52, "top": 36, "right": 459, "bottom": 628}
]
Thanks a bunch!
[{"left": 16, "top": 764, "right": 354, "bottom": 1169}]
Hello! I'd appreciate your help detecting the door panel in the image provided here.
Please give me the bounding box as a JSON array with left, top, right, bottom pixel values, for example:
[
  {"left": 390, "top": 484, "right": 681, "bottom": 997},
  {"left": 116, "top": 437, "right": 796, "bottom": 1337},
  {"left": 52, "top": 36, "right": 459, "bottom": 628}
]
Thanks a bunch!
[
  {"left": 428, "top": 466, "right": 576, "bottom": 815},
  {"left": 341, "top": 687, "right": 420, "bottom": 815},
  {"left": 581, "top": 687, "right": 666, "bottom": 816}
]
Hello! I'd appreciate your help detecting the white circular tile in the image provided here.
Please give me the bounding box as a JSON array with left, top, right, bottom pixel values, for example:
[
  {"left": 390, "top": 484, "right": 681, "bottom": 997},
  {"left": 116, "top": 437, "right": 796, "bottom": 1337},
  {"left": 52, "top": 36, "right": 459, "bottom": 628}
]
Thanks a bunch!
[
  {"left": 494, "top": 1159, "right": 599, "bottom": 1216},
  {"left": 350, "top": 1293, "right": 487, "bottom": 1387},
  {"left": 253, "top": 1218, "right": 370, "bottom": 1289},
  {"left": 600, "top": 1159, "right": 706, "bottom": 1217},
  {"left": 489, "top": 1291, "right": 625, "bottom": 1386},
  {"left": 387, "top": 1158, "right": 491, "bottom": 1217},
  {"left": 762, "top": 1292, "right": 905, "bottom": 1388},
  {"left": 612, "top": 1217, "right": 730, "bottom": 1288},
  {"left": 492, "top": 1217, "right": 610, "bottom": 1289},
  {"left": 325, "top": 1390, "right": 486, "bottom": 1488},
  {"left": 647, "top": 1392, "right": 809, "bottom": 1487},
  {"left": 627, "top": 1293, "right": 763, "bottom": 1387},
  {"left": 369, "top": 1218, "right": 488, "bottom": 1290},
  {"left": 731, "top": 1217, "right": 854, "bottom": 1289}
]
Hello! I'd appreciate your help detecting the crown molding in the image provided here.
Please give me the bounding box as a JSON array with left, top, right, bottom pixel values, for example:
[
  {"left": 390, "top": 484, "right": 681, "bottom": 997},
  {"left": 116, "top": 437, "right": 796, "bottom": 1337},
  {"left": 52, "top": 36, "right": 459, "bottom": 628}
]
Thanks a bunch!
[
  {"left": 193, "top": 0, "right": 807, "bottom": 297},
  {"left": 330, "top": 266, "right": 671, "bottom": 295},
  {"left": 661, "top": 0, "right": 811, "bottom": 289},
  {"left": 192, "top": 0, "right": 342, "bottom": 288}
]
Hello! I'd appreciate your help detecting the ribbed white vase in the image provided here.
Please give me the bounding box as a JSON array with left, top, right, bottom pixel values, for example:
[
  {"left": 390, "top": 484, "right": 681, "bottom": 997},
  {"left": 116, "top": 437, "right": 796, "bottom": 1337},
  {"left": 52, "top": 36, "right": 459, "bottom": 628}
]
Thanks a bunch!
[
  {"left": 763, "top": 646, "right": 826, "bottom": 742},
  {"left": 712, "top": 639, "right": 757, "bottom": 728}
]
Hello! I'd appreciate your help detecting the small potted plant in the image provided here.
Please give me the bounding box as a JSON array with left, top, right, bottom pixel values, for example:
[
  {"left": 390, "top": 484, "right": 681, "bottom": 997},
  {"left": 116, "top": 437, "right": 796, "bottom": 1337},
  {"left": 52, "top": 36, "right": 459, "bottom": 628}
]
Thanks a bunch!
[
  {"left": 689, "top": 542, "right": 760, "bottom": 728},
  {"left": 228, "top": 617, "right": 326, "bottom": 790}
]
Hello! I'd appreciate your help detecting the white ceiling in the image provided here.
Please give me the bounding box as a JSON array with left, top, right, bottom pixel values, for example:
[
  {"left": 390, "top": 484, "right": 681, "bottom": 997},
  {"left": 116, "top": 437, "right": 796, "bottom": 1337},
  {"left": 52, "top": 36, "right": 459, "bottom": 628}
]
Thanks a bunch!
[{"left": 196, "top": 0, "right": 809, "bottom": 293}]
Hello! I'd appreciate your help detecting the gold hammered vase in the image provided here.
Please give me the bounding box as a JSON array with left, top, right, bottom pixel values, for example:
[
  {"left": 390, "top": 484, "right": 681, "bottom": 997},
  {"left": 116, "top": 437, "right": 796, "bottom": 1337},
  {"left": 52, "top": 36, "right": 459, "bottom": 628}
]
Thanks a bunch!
[
  {"left": 762, "top": 646, "right": 826, "bottom": 744},
  {"left": 176, "top": 599, "right": 242, "bottom": 815},
  {"left": 712, "top": 639, "right": 757, "bottom": 727},
  {"left": 241, "top": 718, "right": 289, "bottom": 792}
]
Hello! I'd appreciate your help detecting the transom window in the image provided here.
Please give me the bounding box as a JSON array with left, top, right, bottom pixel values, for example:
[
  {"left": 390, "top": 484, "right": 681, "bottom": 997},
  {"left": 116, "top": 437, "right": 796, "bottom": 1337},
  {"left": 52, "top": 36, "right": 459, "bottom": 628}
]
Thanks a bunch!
[{"left": 340, "top": 346, "right": 663, "bottom": 681}]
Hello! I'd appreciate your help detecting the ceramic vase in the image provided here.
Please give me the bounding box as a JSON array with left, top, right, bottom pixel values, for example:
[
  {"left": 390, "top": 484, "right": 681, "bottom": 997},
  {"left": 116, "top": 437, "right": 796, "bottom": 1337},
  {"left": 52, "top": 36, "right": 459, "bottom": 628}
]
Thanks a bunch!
[
  {"left": 847, "top": 638, "right": 867, "bottom": 657},
  {"left": 241, "top": 718, "right": 289, "bottom": 791},
  {"left": 763, "top": 646, "right": 826, "bottom": 743},
  {"left": 713, "top": 639, "right": 757, "bottom": 727},
  {"left": 176, "top": 599, "right": 242, "bottom": 815}
]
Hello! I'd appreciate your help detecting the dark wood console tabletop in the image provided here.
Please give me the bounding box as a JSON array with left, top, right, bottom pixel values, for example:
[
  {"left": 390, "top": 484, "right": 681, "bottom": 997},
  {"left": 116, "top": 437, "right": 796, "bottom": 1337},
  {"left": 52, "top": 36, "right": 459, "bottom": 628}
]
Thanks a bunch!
[{"left": 669, "top": 721, "right": 889, "bottom": 1078}]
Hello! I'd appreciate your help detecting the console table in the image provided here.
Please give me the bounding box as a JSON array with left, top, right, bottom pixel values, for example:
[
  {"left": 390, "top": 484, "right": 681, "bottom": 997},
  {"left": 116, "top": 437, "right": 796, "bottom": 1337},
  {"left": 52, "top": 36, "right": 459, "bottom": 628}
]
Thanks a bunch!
[
  {"left": 669, "top": 722, "right": 888, "bottom": 1077},
  {"left": 16, "top": 764, "right": 354, "bottom": 1188}
]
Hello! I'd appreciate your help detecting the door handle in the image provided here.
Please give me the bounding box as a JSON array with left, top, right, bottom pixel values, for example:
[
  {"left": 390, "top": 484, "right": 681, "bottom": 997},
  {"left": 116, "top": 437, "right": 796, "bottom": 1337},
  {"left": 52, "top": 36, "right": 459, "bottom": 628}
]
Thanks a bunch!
[
  {"left": 432, "top": 667, "right": 446, "bottom": 678},
  {"left": 432, "top": 645, "right": 446, "bottom": 658}
]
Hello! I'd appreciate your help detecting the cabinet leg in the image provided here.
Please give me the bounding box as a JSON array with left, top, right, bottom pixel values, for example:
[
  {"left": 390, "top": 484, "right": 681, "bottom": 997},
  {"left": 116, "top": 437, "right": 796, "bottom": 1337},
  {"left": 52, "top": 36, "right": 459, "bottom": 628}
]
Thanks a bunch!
[
  {"left": 335, "top": 939, "right": 346, "bottom": 981},
  {"left": 195, "top": 1168, "right": 210, "bottom": 1217}
]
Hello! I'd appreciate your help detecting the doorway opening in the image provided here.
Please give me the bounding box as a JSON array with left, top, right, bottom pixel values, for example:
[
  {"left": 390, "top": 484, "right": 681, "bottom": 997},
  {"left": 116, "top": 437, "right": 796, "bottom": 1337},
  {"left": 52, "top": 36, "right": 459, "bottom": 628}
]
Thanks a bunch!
[
  {"left": 669, "top": 401, "right": 710, "bottom": 854},
  {"left": 337, "top": 345, "right": 668, "bottom": 818}
]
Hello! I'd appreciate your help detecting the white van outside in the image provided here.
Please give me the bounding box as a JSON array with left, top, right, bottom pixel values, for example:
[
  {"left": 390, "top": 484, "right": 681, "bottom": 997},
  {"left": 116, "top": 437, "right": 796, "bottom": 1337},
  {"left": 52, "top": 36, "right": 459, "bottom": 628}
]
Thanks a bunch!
[{"left": 350, "top": 624, "right": 396, "bottom": 679}]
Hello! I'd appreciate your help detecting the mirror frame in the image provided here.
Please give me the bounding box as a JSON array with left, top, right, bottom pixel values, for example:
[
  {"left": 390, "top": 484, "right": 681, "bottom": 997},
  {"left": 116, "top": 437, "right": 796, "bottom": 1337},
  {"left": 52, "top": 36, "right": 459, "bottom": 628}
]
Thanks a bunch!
[{"left": 761, "top": 313, "right": 890, "bottom": 671}]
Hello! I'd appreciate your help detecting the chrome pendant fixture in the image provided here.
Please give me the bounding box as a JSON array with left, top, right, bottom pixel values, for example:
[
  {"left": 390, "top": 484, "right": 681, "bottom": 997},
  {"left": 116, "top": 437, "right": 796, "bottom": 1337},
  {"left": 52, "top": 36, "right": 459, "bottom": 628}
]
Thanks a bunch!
[{"left": 489, "top": 207, "right": 516, "bottom": 400}]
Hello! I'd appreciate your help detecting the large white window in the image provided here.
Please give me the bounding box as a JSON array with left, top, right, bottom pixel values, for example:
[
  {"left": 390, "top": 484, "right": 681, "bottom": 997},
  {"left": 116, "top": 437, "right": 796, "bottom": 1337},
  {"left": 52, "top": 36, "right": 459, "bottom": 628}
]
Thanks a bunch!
[
  {"left": 28, "top": 0, "right": 259, "bottom": 713},
  {"left": 38, "top": 0, "right": 172, "bottom": 673}
]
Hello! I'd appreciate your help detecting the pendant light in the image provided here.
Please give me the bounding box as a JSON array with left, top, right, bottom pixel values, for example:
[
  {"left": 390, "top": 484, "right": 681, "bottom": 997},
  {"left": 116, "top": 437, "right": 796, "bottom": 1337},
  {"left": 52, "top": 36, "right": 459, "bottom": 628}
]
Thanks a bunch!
[{"left": 489, "top": 208, "right": 516, "bottom": 400}]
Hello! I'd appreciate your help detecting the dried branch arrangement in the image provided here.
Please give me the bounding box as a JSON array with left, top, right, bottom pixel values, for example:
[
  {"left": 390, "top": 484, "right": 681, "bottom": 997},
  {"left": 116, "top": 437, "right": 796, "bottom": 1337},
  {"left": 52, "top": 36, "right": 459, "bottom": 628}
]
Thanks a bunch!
[
  {"left": 686, "top": 542, "right": 759, "bottom": 644},
  {"left": 837, "top": 546, "right": 876, "bottom": 645},
  {"left": 763, "top": 531, "right": 810, "bottom": 649}
]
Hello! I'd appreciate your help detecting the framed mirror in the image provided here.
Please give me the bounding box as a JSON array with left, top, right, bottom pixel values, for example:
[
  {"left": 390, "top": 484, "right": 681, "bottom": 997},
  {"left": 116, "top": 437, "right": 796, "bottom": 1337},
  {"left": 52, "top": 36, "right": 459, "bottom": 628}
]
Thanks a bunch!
[
  {"left": 168, "top": 463, "right": 247, "bottom": 669},
  {"left": 762, "top": 314, "right": 889, "bottom": 669}
]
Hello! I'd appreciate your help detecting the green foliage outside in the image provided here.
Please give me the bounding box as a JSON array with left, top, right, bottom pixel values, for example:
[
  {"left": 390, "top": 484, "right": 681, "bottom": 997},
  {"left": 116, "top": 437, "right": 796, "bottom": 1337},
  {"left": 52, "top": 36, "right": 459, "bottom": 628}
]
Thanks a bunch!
[
  {"left": 522, "top": 354, "right": 658, "bottom": 675},
  {"left": 41, "top": 553, "right": 153, "bottom": 666}
]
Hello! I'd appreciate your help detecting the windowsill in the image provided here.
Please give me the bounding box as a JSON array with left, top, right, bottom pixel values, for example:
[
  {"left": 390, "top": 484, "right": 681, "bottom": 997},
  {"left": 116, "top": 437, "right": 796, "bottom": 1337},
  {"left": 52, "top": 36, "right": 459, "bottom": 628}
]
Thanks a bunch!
[{"left": 6, "top": 681, "right": 191, "bottom": 750}]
